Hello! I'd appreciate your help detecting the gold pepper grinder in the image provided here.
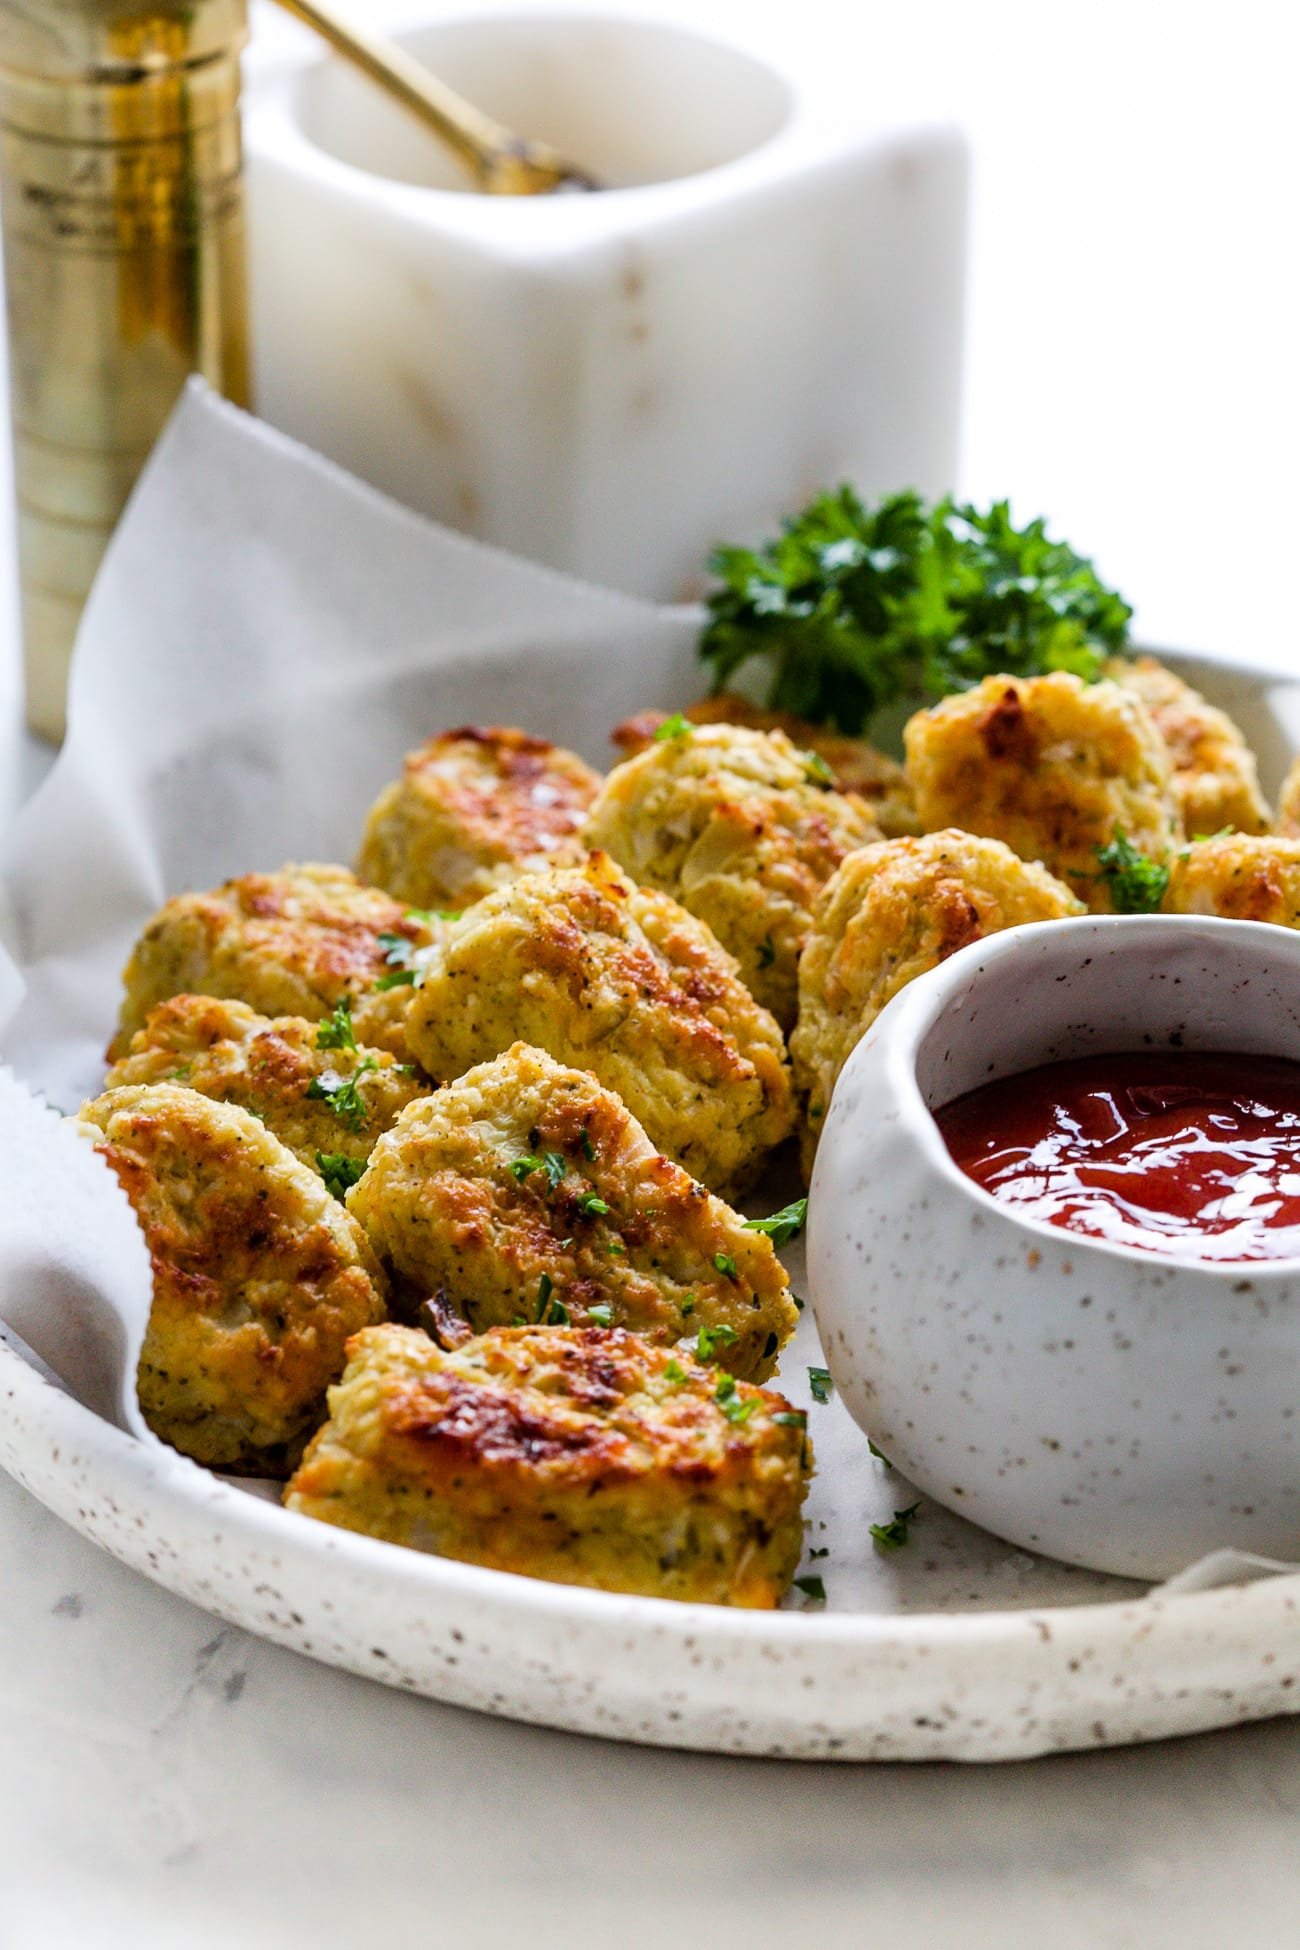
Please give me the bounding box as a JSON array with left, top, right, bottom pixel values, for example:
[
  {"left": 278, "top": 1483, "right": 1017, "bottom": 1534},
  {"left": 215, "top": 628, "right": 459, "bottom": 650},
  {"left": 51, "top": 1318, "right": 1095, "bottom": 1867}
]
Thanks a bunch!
[{"left": 0, "top": 0, "right": 252, "bottom": 741}]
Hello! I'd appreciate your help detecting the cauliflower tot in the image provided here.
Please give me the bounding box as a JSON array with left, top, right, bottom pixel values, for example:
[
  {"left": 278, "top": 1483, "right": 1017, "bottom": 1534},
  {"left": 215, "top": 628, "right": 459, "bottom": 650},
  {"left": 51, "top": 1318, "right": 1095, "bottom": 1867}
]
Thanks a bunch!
[
  {"left": 357, "top": 724, "right": 602, "bottom": 911},
  {"left": 106, "top": 994, "right": 425, "bottom": 1188},
  {"left": 1275, "top": 756, "right": 1300, "bottom": 838},
  {"left": 611, "top": 696, "right": 919, "bottom": 837},
  {"left": 111, "top": 863, "right": 442, "bottom": 1064},
  {"left": 404, "top": 853, "right": 795, "bottom": 1198},
  {"left": 284, "top": 1324, "right": 812, "bottom": 1607},
  {"left": 1108, "top": 655, "right": 1268, "bottom": 837},
  {"left": 904, "top": 672, "right": 1179, "bottom": 909},
  {"left": 583, "top": 721, "right": 880, "bottom": 1027},
  {"left": 349, "top": 1043, "right": 797, "bottom": 1381},
  {"left": 1165, "top": 834, "right": 1300, "bottom": 925},
  {"left": 792, "top": 831, "right": 1083, "bottom": 1170},
  {"left": 76, "top": 1084, "right": 387, "bottom": 1473}
]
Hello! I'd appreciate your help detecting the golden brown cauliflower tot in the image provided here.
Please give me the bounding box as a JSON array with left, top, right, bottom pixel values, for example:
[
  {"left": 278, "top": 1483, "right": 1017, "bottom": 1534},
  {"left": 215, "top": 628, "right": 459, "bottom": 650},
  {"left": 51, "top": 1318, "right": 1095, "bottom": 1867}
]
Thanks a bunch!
[
  {"left": 111, "top": 863, "right": 442, "bottom": 1064},
  {"left": 357, "top": 725, "right": 602, "bottom": 911},
  {"left": 349, "top": 1043, "right": 797, "bottom": 1381},
  {"left": 583, "top": 721, "right": 880, "bottom": 1027},
  {"left": 1108, "top": 655, "right": 1269, "bottom": 837},
  {"left": 1275, "top": 756, "right": 1300, "bottom": 838},
  {"left": 1165, "top": 834, "right": 1300, "bottom": 925},
  {"left": 792, "top": 832, "right": 1083, "bottom": 1169},
  {"left": 611, "top": 696, "right": 919, "bottom": 837},
  {"left": 76, "top": 1084, "right": 387, "bottom": 1474},
  {"left": 284, "top": 1324, "right": 812, "bottom": 1607},
  {"left": 904, "top": 672, "right": 1179, "bottom": 909},
  {"left": 404, "top": 853, "right": 795, "bottom": 1198},
  {"left": 106, "top": 994, "right": 425, "bottom": 1188}
]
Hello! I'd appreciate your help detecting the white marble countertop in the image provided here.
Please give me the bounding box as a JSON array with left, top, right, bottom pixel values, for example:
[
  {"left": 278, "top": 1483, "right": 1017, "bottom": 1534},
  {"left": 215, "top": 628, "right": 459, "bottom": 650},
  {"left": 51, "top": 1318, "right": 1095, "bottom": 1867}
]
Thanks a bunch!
[{"left": 3, "top": 3, "right": 1300, "bottom": 1943}]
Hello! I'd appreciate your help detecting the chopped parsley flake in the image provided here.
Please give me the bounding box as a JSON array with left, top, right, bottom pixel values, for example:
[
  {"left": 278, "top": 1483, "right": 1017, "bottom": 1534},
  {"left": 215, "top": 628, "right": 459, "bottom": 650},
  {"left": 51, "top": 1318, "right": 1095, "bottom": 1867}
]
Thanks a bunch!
[
  {"left": 714, "top": 1374, "right": 737, "bottom": 1402},
  {"left": 315, "top": 1151, "right": 366, "bottom": 1199},
  {"left": 580, "top": 1129, "right": 596, "bottom": 1162},
  {"left": 721, "top": 1393, "right": 756, "bottom": 1425},
  {"left": 695, "top": 1322, "right": 738, "bottom": 1363},
  {"left": 713, "top": 1252, "right": 738, "bottom": 1281},
  {"left": 587, "top": 1303, "right": 613, "bottom": 1327},
  {"left": 793, "top": 1574, "right": 826, "bottom": 1602},
  {"left": 791, "top": 1293, "right": 806, "bottom": 1312},
  {"left": 743, "top": 1197, "right": 807, "bottom": 1247},
  {"left": 315, "top": 998, "right": 357, "bottom": 1051},
  {"left": 664, "top": 1359, "right": 687, "bottom": 1385},
  {"left": 606, "top": 1240, "right": 626, "bottom": 1257},
  {"left": 870, "top": 1502, "right": 921, "bottom": 1551},
  {"left": 577, "top": 1191, "right": 610, "bottom": 1216},
  {"left": 808, "top": 1366, "right": 834, "bottom": 1405},
  {"left": 868, "top": 1439, "right": 892, "bottom": 1465},
  {"left": 654, "top": 712, "right": 692, "bottom": 741},
  {"left": 757, "top": 936, "right": 776, "bottom": 969},
  {"left": 772, "top": 1407, "right": 809, "bottom": 1466},
  {"left": 680, "top": 1293, "right": 695, "bottom": 1315},
  {"left": 801, "top": 749, "right": 836, "bottom": 788},
  {"left": 509, "top": 1150, "right": 567, "bottom": 1190},
  {"left": 535, "top": 1274, "right": 568, "bottom": 1324},
  {"left": 1095, "top": 831, "right": 1170, "bottom": 914},
  {"left": 407, "top": 905, "right": 461, "bottom": 923},
  {"left": 374, "top": 930, "right": 433, "bottom": 990},
  {"left": 306, "top": 1058, "right": 378, "bottom": 1132}
]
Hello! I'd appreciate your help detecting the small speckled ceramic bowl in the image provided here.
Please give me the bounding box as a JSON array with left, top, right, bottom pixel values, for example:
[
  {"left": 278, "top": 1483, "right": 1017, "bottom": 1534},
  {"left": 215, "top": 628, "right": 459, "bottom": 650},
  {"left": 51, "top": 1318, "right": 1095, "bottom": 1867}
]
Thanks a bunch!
[{"left": 807, "top": 915, "right": 1300, "bottom": 1579}]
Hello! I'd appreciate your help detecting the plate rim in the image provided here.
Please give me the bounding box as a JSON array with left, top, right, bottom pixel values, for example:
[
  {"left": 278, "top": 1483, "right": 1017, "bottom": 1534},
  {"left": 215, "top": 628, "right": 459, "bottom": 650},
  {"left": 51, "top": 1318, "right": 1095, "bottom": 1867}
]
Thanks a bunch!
[
  {"left": 2, "top": 1325, "right": 1298, "bottom": 1641},
  {"left": 4, "top": 1332, "right": 1299, "bottom": 1762}
]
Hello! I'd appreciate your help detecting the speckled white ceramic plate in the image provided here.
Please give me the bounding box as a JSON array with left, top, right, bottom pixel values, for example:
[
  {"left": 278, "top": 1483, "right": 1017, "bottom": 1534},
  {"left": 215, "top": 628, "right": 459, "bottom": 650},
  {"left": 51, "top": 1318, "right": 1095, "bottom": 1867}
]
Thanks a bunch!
[{"left": 3, "top": 644, "right": 1300, "bottom": 1762}]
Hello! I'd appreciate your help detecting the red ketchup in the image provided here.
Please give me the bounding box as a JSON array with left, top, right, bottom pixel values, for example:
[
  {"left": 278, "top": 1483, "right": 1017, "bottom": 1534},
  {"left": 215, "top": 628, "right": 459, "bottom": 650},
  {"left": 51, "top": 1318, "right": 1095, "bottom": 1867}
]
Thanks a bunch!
[{"left": 936, "top": 1051, "right": 1300, "bottom": 1262}]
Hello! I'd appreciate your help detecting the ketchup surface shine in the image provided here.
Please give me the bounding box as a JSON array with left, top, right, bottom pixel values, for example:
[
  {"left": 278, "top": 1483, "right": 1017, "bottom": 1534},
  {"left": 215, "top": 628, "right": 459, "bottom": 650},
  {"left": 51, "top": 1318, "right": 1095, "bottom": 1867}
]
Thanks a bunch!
[{"left": 936, "top": 1051, "right": 1300, "bottom": 1262}]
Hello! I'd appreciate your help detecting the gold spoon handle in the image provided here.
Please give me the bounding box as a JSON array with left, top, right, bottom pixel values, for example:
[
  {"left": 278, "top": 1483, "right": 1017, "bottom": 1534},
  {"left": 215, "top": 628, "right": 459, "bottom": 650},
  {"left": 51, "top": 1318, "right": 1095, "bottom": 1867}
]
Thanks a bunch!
[{"left": 269, "top": 0, "right": 598, "bottom": 193}]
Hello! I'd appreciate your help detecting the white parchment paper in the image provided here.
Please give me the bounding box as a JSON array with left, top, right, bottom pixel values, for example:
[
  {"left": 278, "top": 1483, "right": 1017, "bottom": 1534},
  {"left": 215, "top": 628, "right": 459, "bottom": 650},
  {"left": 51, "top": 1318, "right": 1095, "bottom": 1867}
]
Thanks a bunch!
[{"left": 0, "top": 382, "right": 1291, "bottom": 1607}]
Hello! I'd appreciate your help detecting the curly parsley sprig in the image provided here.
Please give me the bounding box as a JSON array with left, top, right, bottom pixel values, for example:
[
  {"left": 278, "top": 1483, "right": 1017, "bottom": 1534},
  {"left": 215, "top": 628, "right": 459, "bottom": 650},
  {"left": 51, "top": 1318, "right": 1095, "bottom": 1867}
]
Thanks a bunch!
[
  {"left": 316, "top": 1151, "right": 366, "bottom": 1199},
  {"left": 742, "top": 1197, "right": 807, "bottom": 1247},
  {"left": 307, "top": 1057, "right": 378, "bottom": 1132},
  {"left": 701, "top": 488, "right": 1132, "bottom": 736},
  {"left": 374, "top": 932, "right": 427, "bottom": 991},
  {"left": 315, "top": 998, "right": 357, "bottom": 1051},
  {"left": 1095, "top": 831, "right": 1170, "bottom": 913}
]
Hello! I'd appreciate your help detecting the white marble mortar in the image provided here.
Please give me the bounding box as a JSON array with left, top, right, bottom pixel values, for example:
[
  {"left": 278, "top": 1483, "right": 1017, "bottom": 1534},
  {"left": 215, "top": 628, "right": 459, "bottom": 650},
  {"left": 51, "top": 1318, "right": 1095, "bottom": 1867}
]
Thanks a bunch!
[{"left": 243, "top": 8, "right": 967, "bottom": 600}]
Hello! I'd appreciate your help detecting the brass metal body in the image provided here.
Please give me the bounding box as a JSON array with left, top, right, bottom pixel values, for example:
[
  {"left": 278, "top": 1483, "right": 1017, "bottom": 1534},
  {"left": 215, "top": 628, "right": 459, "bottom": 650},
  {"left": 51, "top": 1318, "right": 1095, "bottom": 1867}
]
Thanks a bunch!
[{"left": 0, "top": 1, "right": 251, "bottom": 740}]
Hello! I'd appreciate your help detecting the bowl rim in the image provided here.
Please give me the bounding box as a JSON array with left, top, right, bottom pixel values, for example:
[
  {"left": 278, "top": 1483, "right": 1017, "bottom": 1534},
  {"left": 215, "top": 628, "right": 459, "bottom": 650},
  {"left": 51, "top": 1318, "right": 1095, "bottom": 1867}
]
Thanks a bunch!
[
  {"left": 858, "top": 909, "right": 1300, "bottom": 1283},
  {"left": 253, "top": 6, "right": 811, "bottom": 222}
]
